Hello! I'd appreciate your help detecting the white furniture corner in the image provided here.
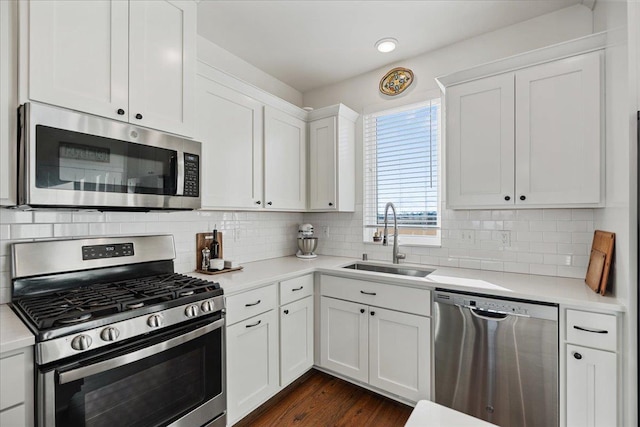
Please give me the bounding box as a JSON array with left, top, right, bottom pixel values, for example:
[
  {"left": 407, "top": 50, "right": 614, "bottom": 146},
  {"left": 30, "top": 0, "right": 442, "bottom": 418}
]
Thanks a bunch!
[{"left": 0, "top": 0, "right": 18, "bottom": 206}]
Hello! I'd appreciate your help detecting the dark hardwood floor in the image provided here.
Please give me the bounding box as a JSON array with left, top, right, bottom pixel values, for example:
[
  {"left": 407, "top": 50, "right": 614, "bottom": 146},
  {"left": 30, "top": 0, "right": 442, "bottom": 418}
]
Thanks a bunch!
[{"left": 234, "top": 369, "right": 413, "bottom": 427}]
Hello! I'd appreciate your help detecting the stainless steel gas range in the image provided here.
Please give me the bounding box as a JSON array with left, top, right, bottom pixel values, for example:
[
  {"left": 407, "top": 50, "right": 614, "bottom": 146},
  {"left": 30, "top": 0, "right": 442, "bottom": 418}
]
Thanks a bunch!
[{"left": 10, "top": 235, "right": 226, "bottom": 427}]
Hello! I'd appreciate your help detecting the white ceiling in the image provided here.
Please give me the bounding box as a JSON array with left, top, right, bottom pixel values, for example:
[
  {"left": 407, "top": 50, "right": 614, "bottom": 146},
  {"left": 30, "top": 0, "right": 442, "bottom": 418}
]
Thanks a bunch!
[{"left": 197, "top": 0, "right": 582, "bottom": 93}]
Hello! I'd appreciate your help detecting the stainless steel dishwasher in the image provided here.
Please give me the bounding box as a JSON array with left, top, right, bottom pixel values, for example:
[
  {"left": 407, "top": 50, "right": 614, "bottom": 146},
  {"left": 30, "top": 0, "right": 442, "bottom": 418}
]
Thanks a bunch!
[{"left": 434, "top": 289, "right": 558, "bottom": 427}]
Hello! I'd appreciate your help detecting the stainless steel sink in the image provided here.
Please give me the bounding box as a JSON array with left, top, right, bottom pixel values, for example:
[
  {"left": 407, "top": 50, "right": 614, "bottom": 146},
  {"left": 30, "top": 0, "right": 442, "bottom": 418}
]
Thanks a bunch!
[{"left": 342, "top": 262, "right": 434, "bottom": 278}]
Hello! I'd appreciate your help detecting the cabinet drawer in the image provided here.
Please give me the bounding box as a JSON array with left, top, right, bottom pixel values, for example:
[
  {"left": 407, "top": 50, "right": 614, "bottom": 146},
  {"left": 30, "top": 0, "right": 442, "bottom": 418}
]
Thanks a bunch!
[
  {"left": 321, "top": 275, "right": 430, "bottom": 316},
  {"left": 566, "top": 309, "right": 617, "bottom": 351},
  {"left": 280, "top": 274, "right": 314, "bottom": 305},
  {"left": 0, "top": 352, "right": 25, "bottom": 410},
  {"left": 226, "top": 284, "right": 277, "bottom": 326}
]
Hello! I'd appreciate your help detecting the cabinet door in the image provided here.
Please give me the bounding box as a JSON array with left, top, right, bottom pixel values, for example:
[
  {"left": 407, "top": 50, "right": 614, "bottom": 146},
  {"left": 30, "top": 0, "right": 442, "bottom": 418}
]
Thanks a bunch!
[
  {"left": 309, "top": 117, "right": 337, "bottom": 210},
  {"left": 369, "top": 307, "right": 430, "bottom": 402},
  {"left": 566, "top": 344, "right": 616, "bottom": 427},
  {"left": 129, "top": 0, "right": 196, "bottom": 137},
  {"left": 280, "top": 296, "right": 314, "bottom": 386},
  {"left": 0, "top": 0, "right": 17, "bottom": 205},
  {"left": 196, "top": 76, "right": 263, "bottom": 209},
  {"left": 446, "top": 73, "right": 515, "bottom": 208},
  {"left": 264, "top": 106, "right": 307, "bottom": 210},
  {"left": 28, "top": 0, "right": 129, "bottom": 121},
  {"left": 320, "top": 297, "right": 368, "bottom": 383},
  {"left": 515, "top": 52, "right": 602, "bottom": 206},
  {"left": 226, "top": 310, "right": 279, "bottom": 425}
]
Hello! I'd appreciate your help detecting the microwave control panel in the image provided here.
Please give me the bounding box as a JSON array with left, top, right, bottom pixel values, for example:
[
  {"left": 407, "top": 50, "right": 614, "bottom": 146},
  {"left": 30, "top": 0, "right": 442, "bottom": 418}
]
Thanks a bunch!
[{"left": 184, "top": 153, "right": 200, "bottom": 197}]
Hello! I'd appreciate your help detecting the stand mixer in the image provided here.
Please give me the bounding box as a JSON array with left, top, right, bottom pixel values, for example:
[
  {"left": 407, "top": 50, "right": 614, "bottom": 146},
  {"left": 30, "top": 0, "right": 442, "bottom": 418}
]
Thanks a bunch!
[{"left": 296, "top": 223, "right": 318, "bottom": 259}]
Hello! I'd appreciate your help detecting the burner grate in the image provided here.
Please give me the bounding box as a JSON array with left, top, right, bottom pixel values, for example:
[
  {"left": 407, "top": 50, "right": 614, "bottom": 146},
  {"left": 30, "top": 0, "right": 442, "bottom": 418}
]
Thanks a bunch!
[{"left": 15, "top": 273, "right": 221, "bottom": 330}]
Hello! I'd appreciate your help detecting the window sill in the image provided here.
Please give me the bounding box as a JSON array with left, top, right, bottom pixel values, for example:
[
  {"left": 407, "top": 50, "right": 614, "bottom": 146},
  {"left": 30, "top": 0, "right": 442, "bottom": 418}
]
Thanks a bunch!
[{"left": 362, "top": 240, "right": 441, "bottom": 248}]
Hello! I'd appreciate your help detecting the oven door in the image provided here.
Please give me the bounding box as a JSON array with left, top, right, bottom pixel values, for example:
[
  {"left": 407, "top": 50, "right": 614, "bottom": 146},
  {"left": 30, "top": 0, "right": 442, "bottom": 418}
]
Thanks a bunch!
[{"left": 38, "top": 317, "right": 225, "bottom": 427}]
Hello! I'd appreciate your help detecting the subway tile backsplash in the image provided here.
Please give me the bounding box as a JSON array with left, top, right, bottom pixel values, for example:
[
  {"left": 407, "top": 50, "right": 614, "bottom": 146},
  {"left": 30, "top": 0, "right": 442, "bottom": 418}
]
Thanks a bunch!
[
  {"left": 0, "top": 209, "right": 303, "bottom": 304},
  {"left": 0, "top": 202, "right": 596, "bottom": 304},
  {"left": 305, "top": 202, "right": 595, "bottom": 281}
]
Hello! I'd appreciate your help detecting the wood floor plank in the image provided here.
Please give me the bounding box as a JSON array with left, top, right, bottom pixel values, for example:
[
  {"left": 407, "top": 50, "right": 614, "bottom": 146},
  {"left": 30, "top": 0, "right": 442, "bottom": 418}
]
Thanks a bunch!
[{"left": 234, "top": 370, "right": 413, "bottom": 427}]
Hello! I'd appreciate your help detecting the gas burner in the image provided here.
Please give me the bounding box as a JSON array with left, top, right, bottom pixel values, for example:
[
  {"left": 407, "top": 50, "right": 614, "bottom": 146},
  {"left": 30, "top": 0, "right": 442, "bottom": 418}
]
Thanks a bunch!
[
  {"left": 126, "top": 302, "right": 145, "bottom": 309},
  {"left": 56, "top": 313, "right": 92, "bottom": 325}
]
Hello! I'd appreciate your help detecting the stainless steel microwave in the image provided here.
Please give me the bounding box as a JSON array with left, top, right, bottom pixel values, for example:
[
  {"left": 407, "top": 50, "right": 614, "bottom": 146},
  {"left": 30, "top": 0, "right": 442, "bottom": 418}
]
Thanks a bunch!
[{"left": 17, "top": 103, "right": 201, "bottom": 211}]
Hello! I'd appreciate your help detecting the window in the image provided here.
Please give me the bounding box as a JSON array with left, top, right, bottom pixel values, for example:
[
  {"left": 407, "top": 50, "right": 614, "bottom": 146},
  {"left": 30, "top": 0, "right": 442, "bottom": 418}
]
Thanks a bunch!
[{"left": 363, "top": 99, "right": 441, "bottom": 246}]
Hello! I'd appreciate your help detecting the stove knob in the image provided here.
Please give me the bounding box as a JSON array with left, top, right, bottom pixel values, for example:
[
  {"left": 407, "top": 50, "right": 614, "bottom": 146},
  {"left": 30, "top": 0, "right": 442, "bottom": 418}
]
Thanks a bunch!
[
  {"left": 147, "top": 314, "right": 164, "bottom": 328},
  {"left": 71, "top": 335, "right": 92, "bottom": 351},
  {"left": 185, "top": 304, "right": 199, "bottom": 318},
  {"left": 201, "top": 300, "right": 214, "bottom": 313},
  {"left": 100, "top": 327, "right": 120, "bottom": 342}
]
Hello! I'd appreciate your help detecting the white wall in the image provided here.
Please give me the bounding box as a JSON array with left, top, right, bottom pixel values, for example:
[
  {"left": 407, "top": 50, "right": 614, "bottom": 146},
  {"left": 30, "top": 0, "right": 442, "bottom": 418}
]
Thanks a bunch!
[
  {"left": 303, "top": 4, "right": 596, "bottom": 279},
  {"left": 197, "top": 35, "right": 303, "bottom": 107}
]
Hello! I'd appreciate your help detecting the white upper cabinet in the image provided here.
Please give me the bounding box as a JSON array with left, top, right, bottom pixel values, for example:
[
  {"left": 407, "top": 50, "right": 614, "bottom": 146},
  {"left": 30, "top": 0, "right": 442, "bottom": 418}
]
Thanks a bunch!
[
  {"left": 443, "top": 46, "right": 604, "bottom": 209},
  {"left": 264, "top": 106, "right": 307, "bottom": 210},
  {"left": 446, "top": 73, "right": 515, "bottom": 208},
  {"left": 308, "top": 105, "right": 357, "bottom": 212},
  {"left": 197, "top": 76, "right": 263, "bottom": 209},
  {"left": 24, "top": 0, "right": 195, "bottom": 137},
  {"left": 515, "top": 52, "right": 602, "bottom": 206},
  {"left": 1, "top": 0, "right": 17, "bottom": 205},
  {"left": 128, "top": 0, "right": 195, "bottom": 136}
]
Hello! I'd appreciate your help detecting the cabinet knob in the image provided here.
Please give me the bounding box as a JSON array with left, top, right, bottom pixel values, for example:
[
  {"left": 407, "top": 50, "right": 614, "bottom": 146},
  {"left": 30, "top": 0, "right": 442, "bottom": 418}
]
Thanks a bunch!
[
  {"left": 370, "top": 311, "right": 375, "bottom": 316},
  {"left": 520, "top": 195, "right": 526, "bottom": 201},
  {"left": 573, "top": 352, "right": 582, "bottom": 360},
  {"left": 360, "top": 308, "right": 365, "bottom": 314},
  {"left": 117, "top": 108, "right": 125, "bottom": 115},
  {"left": 504, "top": 195, "right": 511, "bottom": 201},
  {"left": 255, "top": 200, "right": 261, "bottom": 205},
  {"left": 267, "top": 201, "right": 273, "bottom": 206},
  {"left": 135, "top": 113, "right": 143, "bottom": 120},
  {"left": 284, "top": 309, "right": 289, "bottom": 315},
  {"left": 328, "top": 202, "right": 334, "bottom": 207}
]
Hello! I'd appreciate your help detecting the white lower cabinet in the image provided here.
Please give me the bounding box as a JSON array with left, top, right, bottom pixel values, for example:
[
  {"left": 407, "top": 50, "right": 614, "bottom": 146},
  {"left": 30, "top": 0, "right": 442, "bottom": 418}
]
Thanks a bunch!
[
  {"left": 564, "top": 308, "right": 619, "bottom": 427},
  {"left": 0, "top": 346, "right": 34, "bottom": 427},
  {"left": 226, "top": 309, "right": 279, "bottom": 425},
  {"left": 320, "top": 294, "right": 431, "bottom": 402},
  {"left": 566, "top": 345, "right": 616, "bottom": 427},
  {"left": 280, "top": 296, "right": 314, "bottom": 386}
]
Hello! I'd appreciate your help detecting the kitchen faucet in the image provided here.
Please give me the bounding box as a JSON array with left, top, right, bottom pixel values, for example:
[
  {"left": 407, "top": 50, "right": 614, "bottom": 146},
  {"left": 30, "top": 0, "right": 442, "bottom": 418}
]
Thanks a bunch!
[{"left": 382, "top": 202, "right": 405, "bottom": 264}]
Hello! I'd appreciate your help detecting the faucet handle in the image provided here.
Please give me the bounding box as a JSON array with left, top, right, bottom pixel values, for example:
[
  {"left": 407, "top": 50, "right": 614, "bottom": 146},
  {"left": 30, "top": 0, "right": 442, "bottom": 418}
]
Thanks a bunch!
[
  {"left": 396, "top": 253, "right": 406, "bottom": 261},
  {"left": 382, "top": 236, "right": 388, "bottom": 246}
]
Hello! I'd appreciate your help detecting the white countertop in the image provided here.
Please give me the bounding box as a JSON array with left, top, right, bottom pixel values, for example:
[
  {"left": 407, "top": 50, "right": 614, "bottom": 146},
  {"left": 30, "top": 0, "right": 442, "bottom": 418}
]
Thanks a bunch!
[
  {"left": 0, "top": 304, "right": 35, "bottom": 354},
  {"left": 190, "top": 255, "right": 625, "bottom": 312},
  {"left": 404, "top": 400, "right": 497, "bottom": 427}
]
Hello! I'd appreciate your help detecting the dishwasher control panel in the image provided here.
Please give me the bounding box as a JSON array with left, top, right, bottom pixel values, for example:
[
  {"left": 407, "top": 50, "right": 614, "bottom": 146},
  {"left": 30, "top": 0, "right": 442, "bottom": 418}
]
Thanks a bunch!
[{"left": 434, "top": 290, "right": 558, "bottom": 320}]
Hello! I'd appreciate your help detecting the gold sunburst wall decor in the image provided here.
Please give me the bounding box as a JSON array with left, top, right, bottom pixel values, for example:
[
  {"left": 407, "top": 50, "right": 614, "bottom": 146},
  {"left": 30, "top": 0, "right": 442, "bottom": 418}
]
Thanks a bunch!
[{"left": 379, "top": 67, "right": 414, "bottom": 96}]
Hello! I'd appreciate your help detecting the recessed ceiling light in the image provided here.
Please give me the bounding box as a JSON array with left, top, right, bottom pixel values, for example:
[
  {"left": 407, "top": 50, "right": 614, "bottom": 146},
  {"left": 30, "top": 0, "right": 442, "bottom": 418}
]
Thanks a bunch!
[{"left": 375, "top": 38, "right": 398, "bottom": 53}]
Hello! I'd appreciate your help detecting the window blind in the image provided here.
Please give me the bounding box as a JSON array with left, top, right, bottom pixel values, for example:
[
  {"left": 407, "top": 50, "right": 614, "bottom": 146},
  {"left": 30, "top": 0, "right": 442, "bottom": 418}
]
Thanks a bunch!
[{"left": 363, "top": 100, "right": 440, "bottom": 243}]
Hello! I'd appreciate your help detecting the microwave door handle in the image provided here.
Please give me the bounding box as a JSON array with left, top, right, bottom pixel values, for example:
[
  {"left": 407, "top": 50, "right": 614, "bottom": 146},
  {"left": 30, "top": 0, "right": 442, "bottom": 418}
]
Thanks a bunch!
[
  {"left": 174, "top": 153, "right": 184, "bottom": 196},
  {"left": 57, "top": 318, "right": 224, "bottom": 385}
]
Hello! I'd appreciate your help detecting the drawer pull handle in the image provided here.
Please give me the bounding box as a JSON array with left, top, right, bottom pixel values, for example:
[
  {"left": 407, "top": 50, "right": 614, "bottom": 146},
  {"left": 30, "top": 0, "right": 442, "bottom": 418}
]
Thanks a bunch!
[
  {"left": 292, "top": 286, "right": 304, "bottom": 291},
  {"left": 245, "top": 300, "right": 261, "bottom": 307},
  {"left": 246, "top": 320, "right": 261, "bottom": 328},
  {"left": 360, "top": 290, "right": 377, "bottom": 296},
  {"left": 573, "top": 325, "right": 609, "bottom": 334}
]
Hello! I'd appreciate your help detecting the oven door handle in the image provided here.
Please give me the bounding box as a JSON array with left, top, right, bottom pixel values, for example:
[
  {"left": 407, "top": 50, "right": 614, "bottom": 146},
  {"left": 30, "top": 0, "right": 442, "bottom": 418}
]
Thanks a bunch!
[{"left": 58, "top": 318, "right": 224, "bottom": 385}]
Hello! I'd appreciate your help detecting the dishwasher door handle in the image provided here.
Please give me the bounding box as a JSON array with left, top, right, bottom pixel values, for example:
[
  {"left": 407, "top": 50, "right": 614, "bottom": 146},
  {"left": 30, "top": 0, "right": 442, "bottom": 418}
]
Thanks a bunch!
[{"left": 456, "top": 304, "right": 530, "bottom": 319}]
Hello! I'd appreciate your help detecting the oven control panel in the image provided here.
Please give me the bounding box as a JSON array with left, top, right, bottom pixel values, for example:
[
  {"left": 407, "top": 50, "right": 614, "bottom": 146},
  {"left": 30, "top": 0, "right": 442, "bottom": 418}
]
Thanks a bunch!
[{"left": 82, "top": 243, "right": 134, "bottom": 260}]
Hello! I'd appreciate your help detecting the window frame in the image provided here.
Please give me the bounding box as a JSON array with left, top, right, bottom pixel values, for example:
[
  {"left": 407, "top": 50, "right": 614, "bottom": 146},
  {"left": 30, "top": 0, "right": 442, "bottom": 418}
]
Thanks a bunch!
[{"left": 362, "top": 97, "right": 442, "bottom": 247}]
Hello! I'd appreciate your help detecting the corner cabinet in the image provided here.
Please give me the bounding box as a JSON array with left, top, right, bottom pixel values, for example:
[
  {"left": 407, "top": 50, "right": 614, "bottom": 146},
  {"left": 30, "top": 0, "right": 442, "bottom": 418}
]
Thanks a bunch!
[
  {"left": 196, "top": 75, "right": 264, "bottom": 209},
  {"left": 308, "top": 105, "right": 358, "bottom": 212},
  {"left": 319, "top": 275, "right": 431, "bottom": 402},
  {"left": 264, "top": 106, "right": 307, "bottom": 210},
  {"left": 22, "top": 0, "right": 196, "bottom": 137},
  {"left": 444, "top": 49, "right": 604, "bottom": 209}
]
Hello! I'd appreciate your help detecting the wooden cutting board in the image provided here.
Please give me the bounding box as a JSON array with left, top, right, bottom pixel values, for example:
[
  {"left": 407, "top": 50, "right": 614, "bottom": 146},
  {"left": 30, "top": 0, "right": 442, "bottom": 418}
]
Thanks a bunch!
[
  {"left": 585, "top": 249, "right": 606, "bottom": 293},
  {"left": 196, "top": 232, "right": 223, "bottom": 271},
  {"left": 586, "top": 230, "right": 615, "bottom": 295}
]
